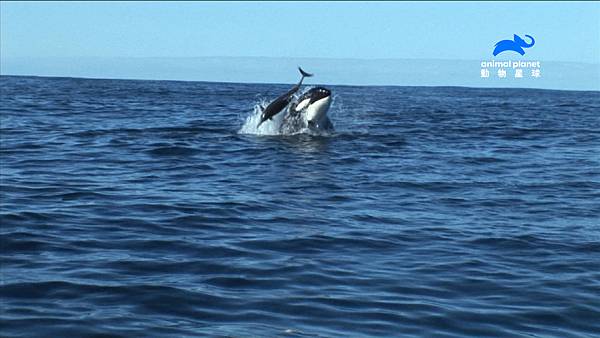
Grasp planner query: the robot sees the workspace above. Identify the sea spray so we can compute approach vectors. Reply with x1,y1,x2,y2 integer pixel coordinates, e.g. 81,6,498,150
238,99,287,135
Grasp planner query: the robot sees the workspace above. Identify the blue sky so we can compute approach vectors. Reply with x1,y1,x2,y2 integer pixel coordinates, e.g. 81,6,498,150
1,2,599,89
2,1,599,62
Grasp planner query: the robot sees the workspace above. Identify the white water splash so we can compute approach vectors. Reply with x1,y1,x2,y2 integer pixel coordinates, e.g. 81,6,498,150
237,98,288,135
326,93,369,135
238,93,332,136
237,92,372,139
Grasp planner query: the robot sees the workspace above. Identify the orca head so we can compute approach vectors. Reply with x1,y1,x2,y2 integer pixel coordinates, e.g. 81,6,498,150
293,87,332,126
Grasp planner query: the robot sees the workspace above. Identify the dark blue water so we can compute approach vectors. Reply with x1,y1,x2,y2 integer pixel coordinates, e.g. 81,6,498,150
1,75,599,337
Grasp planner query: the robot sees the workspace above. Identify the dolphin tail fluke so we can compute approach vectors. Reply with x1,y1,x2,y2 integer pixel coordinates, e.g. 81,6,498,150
298,67,313,78
297,67,313,87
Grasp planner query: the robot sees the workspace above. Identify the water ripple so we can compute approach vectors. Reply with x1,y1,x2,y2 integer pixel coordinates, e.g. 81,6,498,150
1,76,599,337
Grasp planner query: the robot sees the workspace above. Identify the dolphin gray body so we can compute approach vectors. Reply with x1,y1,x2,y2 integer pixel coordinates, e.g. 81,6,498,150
257,67,313,127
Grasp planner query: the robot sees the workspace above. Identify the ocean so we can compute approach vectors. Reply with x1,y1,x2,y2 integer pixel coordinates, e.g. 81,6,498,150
1,75,599,337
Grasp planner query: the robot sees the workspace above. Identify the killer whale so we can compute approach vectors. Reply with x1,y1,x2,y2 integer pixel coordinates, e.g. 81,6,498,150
279,86,333,133
257,67,313,127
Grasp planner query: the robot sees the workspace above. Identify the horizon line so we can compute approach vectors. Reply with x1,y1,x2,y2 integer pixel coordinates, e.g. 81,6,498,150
2,74,597,93
2,55,599,66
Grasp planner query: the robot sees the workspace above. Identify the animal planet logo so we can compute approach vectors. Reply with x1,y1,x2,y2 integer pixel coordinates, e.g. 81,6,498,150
480,33,541,79
493,34,535,56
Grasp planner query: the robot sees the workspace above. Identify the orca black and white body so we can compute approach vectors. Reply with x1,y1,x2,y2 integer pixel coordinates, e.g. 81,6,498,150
279,87,333,134
257,67,313,127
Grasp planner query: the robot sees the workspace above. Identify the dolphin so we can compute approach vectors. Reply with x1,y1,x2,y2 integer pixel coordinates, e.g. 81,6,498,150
257,67,313,127
493,34,535,56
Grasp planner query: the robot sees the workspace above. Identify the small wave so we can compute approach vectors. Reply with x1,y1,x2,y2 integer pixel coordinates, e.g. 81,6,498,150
204,276,286,289
57,191,113,201
68,125,230,138
145,146,200,157
557,102,581,107
0,211,56,222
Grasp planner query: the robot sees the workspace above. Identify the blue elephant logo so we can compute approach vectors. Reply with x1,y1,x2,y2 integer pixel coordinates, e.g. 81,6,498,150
493,34,535,56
